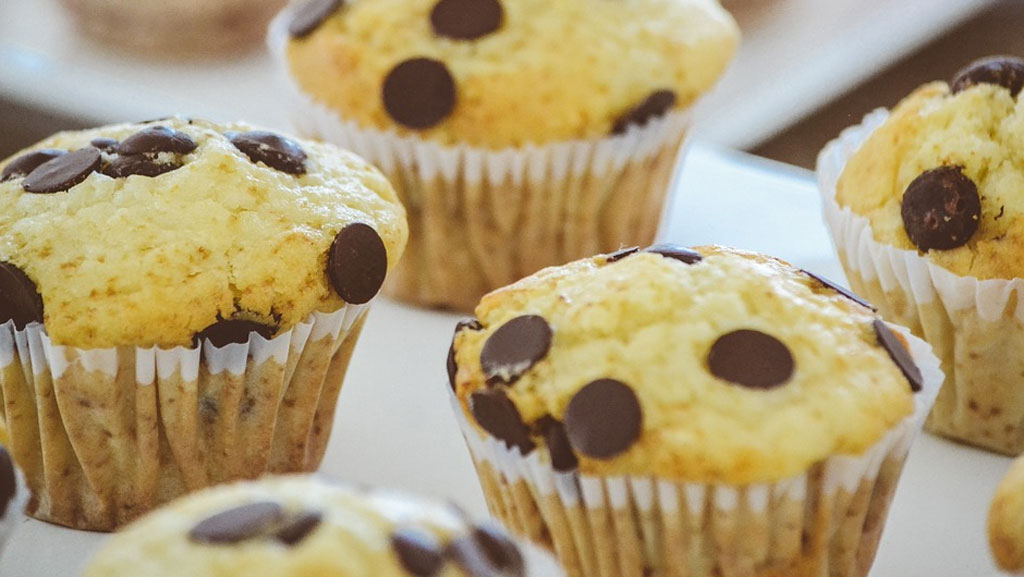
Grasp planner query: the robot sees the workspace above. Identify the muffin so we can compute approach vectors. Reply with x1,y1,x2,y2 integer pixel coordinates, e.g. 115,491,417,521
269,0,739,310
990,454,1024,573
0,117,407,530
59,0,288,56
818,55,1024,455
446,245,943,577
82,475,564,577
0,445,25,556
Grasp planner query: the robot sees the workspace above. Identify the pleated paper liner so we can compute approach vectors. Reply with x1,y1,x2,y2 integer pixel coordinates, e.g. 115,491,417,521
0,303,367,531
268,11,692,311
451,325,942,577
818,109,1024,455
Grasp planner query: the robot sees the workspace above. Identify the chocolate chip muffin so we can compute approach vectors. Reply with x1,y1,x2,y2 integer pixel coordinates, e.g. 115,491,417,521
0,117,407,530
990,453,1024,573
448,245,943,577
270,0,738,310
82,475,563,577
0,446,25,556
819,55,1024,455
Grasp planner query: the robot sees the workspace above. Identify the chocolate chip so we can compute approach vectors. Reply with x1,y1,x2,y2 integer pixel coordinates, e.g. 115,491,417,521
117,126,197,156
274,510,323,546
642,244,703,264
327,222,388,305
189,502,284,544
0,446,15,517
195,319,277,348
382,58,457,130
0,262,43,330
901,165,980,252
102,154,182,178
22,148,100,194
707,329,794,389
1,149,66,182
801,269,875,311
89,137,119,152
392,527,445,577
480,315,552,385
449,524,525,577
536,417,577,472
604,246,640,263
564,379,642,459
228,131,307,175
469,389,534,454
289,0,343,38
873,320,923,393
448,318,483,392
430,0,503,40
951,56,1024,97
611,89,677,135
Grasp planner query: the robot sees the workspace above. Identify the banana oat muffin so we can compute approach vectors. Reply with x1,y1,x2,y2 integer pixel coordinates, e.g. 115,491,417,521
82,475,562,577
822,55,1024,454
448,244,942,577
272,0,738,309
0,117,407,530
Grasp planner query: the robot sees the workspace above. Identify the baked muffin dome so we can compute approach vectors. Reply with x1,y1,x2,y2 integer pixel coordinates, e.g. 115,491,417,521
836,56,1024,280
449,245,922,484
82,476,551,577
284,0,738,147
0,118,407,348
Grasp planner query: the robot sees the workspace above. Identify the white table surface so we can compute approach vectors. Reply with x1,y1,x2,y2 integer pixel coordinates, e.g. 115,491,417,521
0,0,991,149
0,143,1014,576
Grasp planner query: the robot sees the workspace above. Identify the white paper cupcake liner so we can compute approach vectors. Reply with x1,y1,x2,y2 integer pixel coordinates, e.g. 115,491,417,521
0,303,368,531
818,109,1024,454
450,325,941,577
268,11,693,310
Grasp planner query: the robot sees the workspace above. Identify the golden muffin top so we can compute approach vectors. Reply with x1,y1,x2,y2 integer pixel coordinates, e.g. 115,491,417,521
0,117,407,348
449,245,923,484
283,0,738,148
836,56,1024,280
82,476,542,577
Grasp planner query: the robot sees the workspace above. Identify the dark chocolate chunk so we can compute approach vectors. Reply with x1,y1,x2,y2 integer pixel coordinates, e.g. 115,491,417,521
536,417,577,472
1,149,66,182
707,329,794,389
801,269,875,311
382,58,457,130
480,315,552,385
448,318,483,392
604,246,640,263
642,244,703,265
102,154,182,178
274,510,323,546
89,137,119,152
611,89,677,135
0,262,44,330
0,445,15,517
196,319,276,348
449,524,525,577
117,126,197,156
188,501,284,544
873,320,923,393
564,379,642,459
951,56,1024,97
228,131,307,175
469,389,534,454
901,165,981,252
327,222,388,305
392,527,445,577
22,148,101,194
289,0,343,38
430,0,504,40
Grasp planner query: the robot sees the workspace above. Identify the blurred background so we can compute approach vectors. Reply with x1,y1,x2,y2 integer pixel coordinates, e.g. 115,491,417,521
0,0,1015,169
